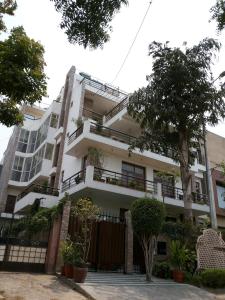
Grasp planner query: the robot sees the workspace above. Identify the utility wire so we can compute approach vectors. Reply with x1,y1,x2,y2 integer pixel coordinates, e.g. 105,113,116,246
111,0,153,84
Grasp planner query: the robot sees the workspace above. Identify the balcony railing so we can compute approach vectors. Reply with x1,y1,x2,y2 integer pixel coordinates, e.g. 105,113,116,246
61,166,208,205
83,108,103,122
93,167,157,194
81,76,127,101
61,169,86,192
192,192,208,205
17,184,59,201
68,125,84,145
90,122,136,145
105,96,129,122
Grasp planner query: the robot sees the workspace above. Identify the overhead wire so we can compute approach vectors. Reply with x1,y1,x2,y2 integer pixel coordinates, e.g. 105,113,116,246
111,0,153,84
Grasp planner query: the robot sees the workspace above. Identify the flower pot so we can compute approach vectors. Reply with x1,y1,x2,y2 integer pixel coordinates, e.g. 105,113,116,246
64,264,73,278
73,266,88,283
173,270,184,283
61,265,65,276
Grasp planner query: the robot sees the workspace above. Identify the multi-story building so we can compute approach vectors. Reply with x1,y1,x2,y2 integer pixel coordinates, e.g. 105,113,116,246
0,66,210,223
207,132,225,229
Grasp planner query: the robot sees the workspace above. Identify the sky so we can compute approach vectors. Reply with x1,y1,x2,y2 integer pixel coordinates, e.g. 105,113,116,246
1,0,225,159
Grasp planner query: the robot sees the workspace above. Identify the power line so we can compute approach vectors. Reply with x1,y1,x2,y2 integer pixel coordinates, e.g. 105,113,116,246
111,0,153,84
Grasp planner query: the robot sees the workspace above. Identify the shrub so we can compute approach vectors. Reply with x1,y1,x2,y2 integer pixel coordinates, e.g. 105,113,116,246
153,261,171,279
201,269,225,288
190,274,202,287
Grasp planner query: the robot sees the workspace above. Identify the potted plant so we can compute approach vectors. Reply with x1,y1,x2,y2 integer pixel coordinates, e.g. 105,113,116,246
60,238,74,278
153,261,171,279
71,197,100,283
170,240,189,283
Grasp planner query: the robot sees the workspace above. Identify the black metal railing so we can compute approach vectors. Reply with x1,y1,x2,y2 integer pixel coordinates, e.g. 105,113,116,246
17,184,59,201
161,185,184,201
192,192,208,205
90,122,136,145
68,125,84,145
61,169,86,192
105,96,129,122
81,77,127,101
93,167,157,194
83,108,103,122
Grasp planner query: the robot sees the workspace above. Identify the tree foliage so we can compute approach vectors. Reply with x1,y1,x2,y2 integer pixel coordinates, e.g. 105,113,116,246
131,198,165,281
51,0,128,48
128,38,225,220
0,26,47,126
210,0,225,32
0,2,47,127
0,0,17,31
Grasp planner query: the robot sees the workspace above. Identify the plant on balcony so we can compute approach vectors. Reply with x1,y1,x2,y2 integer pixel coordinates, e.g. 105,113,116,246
131,197,165,281
71,197,100,283
128,39,225,222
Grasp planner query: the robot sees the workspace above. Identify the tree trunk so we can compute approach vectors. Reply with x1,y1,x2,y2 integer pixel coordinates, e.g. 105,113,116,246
141,235,156,281
178,131,193,222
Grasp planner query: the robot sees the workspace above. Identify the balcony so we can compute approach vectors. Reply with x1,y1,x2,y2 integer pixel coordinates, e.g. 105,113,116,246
66,121,176,170
61,166,209,215
81,75,127,102
14,184,59,213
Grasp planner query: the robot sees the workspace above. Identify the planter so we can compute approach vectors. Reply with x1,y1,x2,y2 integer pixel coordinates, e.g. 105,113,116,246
173,270,184,283
73,266,88,283
64,264,73,278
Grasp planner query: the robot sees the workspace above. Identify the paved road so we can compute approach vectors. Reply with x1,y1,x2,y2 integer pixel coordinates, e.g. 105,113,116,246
77,273,225,300
0,272,86,300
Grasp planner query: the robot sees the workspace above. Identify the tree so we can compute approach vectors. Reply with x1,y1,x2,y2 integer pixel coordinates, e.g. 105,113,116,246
128,39,225,221
131,197,165,281
210,0,225,31
51,0,128,48
0,1,47,127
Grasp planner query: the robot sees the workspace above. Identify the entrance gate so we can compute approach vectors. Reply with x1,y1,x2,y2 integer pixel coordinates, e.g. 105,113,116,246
69,214,126,272
0,214,49,273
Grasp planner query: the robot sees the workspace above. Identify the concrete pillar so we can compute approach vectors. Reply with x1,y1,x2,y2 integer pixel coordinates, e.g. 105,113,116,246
124,211,133,274
45,217,61,274
55,200,71,272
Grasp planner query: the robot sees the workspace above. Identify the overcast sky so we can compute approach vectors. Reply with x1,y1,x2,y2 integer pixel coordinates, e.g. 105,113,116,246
1,0,225,159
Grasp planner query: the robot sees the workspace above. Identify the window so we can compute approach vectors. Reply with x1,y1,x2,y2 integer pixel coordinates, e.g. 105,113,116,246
50,113,59,128
45,143,54,160
122,162,145,189
17,129,29,153
216,184,225,209
11,156,24,181
157,241,167,255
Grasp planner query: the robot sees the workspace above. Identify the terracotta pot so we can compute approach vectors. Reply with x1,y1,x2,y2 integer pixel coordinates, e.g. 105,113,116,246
64,264,73,278
61,265,65,276
173,270,184,283
73,266,88,283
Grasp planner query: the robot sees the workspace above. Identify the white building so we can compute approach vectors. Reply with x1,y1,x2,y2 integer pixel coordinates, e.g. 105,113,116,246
0,66,210,221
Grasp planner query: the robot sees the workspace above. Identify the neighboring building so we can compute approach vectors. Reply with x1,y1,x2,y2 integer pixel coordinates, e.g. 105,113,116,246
207,132,225,229
0,66,210,223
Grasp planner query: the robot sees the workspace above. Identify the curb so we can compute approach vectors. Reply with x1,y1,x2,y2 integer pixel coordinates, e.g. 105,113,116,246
56,273,96,300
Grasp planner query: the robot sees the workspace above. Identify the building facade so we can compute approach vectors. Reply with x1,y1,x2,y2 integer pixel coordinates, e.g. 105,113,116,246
0,66,210,223
207,132,225,229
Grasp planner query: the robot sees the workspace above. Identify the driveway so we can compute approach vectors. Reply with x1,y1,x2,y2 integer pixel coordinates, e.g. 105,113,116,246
74,273,225,300
0,272,86,300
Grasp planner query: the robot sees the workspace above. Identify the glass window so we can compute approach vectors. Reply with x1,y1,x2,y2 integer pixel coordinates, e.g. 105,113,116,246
50,113,58,128
216,184,225,209
122,162,145,189
45,143,54,160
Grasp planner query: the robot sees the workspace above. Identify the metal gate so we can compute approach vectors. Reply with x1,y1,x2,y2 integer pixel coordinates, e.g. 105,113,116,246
69,214,126,272
0,214,49,273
